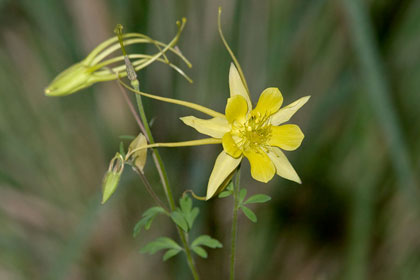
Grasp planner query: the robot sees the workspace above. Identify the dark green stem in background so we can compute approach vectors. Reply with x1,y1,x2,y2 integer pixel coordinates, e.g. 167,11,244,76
230,167,241,280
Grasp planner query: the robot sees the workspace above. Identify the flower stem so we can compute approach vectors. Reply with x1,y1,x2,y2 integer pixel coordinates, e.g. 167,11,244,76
230,167,241,280
133,82,200,280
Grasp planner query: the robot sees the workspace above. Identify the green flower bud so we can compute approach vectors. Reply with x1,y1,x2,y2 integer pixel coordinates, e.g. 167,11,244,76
45,20,190,97
102,153,124,204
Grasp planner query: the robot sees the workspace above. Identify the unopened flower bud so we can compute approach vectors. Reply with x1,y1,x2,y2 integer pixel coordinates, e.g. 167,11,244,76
128,133,148,172
102,153,124,204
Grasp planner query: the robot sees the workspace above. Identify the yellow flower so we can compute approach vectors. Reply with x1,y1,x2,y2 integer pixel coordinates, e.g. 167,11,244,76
181,64,309,199
121,63,309,200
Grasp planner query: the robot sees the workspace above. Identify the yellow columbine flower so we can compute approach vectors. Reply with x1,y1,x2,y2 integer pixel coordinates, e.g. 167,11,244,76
121,63,309,200
181,64,309,199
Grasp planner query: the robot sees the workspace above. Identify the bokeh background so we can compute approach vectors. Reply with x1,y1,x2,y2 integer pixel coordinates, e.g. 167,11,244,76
1,0,420,279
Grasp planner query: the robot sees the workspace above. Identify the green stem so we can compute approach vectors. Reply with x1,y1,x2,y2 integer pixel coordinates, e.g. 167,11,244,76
133,82,199,280
230,167,241,280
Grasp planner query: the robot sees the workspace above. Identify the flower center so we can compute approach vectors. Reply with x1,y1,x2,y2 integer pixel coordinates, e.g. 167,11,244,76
232,112,272,152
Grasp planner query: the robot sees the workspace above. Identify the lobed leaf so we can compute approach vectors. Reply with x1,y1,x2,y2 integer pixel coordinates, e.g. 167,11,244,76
140,237,181,255
239,188,247,203
191,235,223,249
170,211,189,232
240,206,257,223
244,194,271,204
163,248,182,261
192,246,208,258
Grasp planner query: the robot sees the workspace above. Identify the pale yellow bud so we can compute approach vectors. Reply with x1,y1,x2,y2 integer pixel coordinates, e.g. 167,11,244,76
128,133,148,171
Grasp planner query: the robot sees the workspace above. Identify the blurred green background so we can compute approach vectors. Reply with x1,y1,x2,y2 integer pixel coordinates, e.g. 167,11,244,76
1,0,420,279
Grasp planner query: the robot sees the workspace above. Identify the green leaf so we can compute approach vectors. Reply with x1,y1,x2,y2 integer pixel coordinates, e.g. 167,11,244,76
239,188,247,203
163,248,182,261
143,206,166,218
170,211,188,232
185,207,199,229
133,207,166,237
140,237,181,255
218,190,232,198
226,181,234,192
244,194,271,204
192,246,208,258
191,235,223,249
240,206,257,223
133,218,148,237
179,196,192,213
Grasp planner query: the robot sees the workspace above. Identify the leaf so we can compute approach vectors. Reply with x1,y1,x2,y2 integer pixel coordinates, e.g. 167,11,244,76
163,248,182,261
140,237,181,255
133,207,166,237
143,206,166,217
192,246,208,258
186,207,199,229
191,235,223,249
180,196,192,213
239,188,247,203
218,190,232,198
170,211,188,232
240,206,257,223
133,218,148,237
244,194,271,204
226,181,234,192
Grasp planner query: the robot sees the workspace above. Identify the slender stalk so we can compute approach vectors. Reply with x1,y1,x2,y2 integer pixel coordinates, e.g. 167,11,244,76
132,166,169,212
133,83,200,280
230,167,241,280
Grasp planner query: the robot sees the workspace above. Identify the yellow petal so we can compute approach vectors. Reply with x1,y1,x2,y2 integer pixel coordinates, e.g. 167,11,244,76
253,88,283,117
243,149,275,183
222,132,242,158
269,124,304,151
225,95,248,123
229,63,252,110
180,116,230,138
267,147,301,183
207,151,242,200
270,96,310,126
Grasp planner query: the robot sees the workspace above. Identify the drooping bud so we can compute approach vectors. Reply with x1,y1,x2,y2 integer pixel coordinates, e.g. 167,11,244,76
128,133,148,172
45,20,190,97
102,153,125,204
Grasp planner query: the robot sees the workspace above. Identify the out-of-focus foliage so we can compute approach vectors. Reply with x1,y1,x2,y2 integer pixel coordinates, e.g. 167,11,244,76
0,0,419,279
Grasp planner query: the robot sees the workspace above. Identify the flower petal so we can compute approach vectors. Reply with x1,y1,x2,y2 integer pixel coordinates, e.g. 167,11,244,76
253,88,283,117
222,132,242,158
229,63,252,111
225,95,248,123
207,151,242,200
270,96,310,126
180,116,230,138
269,124,304,151
243,149,275,183
267,147,301,183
